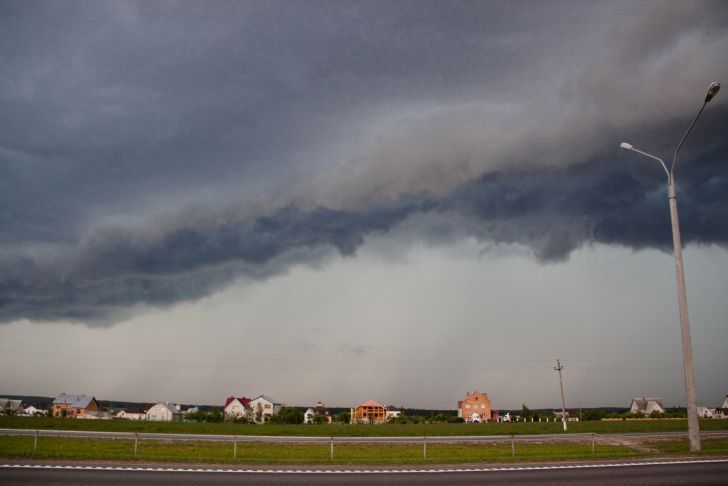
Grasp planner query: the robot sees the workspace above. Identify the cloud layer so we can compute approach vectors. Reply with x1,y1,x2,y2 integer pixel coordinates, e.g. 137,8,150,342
1,0,727,324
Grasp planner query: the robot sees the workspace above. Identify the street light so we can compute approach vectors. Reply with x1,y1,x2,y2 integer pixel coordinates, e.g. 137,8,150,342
619,82,720,452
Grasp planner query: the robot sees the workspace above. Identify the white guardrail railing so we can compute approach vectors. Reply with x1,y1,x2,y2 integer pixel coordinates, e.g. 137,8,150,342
2,428,725,460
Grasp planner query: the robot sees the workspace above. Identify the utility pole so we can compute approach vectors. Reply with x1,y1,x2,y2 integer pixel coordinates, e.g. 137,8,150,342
555,359,567,431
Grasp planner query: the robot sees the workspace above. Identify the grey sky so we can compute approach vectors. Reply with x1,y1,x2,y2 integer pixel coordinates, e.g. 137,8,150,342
1,0,727,409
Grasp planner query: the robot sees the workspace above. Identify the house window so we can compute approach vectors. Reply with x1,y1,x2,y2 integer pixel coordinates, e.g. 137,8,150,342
465,404,471,409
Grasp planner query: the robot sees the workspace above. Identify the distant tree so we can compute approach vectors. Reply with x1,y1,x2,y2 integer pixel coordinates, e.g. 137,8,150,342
521,404,532,420
337,412,350,424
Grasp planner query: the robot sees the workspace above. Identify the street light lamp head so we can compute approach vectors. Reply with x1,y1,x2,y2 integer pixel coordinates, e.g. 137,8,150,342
620,142,633,150
705,82,720,102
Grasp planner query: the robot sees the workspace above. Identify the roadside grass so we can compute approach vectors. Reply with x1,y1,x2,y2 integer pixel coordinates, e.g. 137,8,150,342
648,438,728,455
2,416,727,437
0,436,644,464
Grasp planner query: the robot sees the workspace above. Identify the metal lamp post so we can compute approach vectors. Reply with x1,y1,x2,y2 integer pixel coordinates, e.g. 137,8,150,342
620,82,720,452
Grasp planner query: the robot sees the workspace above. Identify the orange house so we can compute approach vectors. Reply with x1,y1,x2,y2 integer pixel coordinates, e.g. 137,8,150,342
52,393,101,418
457,391,493,423
350,400,387,424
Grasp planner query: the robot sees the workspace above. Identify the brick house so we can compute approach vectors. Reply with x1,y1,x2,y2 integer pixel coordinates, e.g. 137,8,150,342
52,393,101,418
457,391,493,423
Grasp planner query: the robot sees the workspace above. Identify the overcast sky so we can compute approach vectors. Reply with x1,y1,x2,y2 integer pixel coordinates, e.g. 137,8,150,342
1,0,727,410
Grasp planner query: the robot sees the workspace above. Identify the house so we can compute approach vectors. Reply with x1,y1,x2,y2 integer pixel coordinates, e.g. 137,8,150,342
457,391,493,423
248,395,283,423
351,400,387,424
629,397,665,415
722,395,728,409
23,404,48,416
0,398,24,415
385,405,402,421
224,396,252,421
303,401,333,424
145,402,182,422
303,408,316,424
116,406,150,420
52,394,101,418
697,406,715,419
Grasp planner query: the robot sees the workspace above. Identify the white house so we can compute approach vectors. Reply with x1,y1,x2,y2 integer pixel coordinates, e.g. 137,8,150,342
248,395,282,423
303,408,316,424
0,399,24,415
629,397,665,415
145,402,181,422
23,404,47,416
697,406,715,419
224,396,252,421
116,406,149,420
385,405,402,421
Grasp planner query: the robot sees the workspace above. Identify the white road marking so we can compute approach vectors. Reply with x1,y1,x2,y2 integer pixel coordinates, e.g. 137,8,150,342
2,458,728,474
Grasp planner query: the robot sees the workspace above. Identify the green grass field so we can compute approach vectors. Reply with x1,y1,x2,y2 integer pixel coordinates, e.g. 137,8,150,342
0,435,644,464
1,416,727,436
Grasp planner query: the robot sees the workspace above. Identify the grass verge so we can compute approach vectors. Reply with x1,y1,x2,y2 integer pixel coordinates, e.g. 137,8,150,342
0,435,645,464
2,416,727,437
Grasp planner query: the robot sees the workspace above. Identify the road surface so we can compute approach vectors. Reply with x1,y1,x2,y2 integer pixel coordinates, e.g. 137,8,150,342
2,459,728,485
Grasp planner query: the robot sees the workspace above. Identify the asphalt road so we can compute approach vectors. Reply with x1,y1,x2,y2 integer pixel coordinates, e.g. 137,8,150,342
2,460,728,485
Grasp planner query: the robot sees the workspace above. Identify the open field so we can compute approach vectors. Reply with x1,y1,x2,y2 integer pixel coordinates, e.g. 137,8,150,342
0,435,644,464
2,416,728,436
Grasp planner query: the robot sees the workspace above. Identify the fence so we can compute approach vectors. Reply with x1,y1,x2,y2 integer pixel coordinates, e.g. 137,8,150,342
0,428,673,462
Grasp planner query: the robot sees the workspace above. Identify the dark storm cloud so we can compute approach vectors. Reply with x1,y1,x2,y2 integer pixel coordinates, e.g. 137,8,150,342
1,0,727,324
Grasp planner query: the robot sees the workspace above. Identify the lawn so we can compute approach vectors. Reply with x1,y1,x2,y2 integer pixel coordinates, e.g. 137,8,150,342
648,437,728,455
1,416,727,437
0,435,644,464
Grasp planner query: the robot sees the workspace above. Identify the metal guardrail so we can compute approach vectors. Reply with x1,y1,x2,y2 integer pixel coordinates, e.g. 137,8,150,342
2,428,725,461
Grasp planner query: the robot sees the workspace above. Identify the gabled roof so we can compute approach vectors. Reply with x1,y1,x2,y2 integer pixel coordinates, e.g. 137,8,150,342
385,405,402,411
52,393,95,409
148,402,178,414
630,397,664,411
358,400,383,408
313,406,330,414
225,396,252,408
252,395,281,405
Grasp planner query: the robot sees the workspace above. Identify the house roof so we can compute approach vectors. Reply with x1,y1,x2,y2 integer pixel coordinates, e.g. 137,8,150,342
252,395,281,405
359,400,383,408
631,397,664,411
52,394,95,409
385,405,402,411
225,396,252,408
313,406,330,414
0,399,23,410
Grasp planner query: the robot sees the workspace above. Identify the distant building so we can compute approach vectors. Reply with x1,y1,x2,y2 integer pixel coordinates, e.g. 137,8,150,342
0,398,24,415
52,394,101,418
224,396,252,421
145,402,182,422
697,406,715,419
351,400,387,424
116,406,150,420
722,395,728,409
385,405,402,421
23,404,48,416
304,401,332,424
629,397,665,415
458,391,493,423
248,395,283,423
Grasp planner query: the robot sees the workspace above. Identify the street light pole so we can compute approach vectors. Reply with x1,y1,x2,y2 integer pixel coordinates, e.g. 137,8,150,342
620,82,720,453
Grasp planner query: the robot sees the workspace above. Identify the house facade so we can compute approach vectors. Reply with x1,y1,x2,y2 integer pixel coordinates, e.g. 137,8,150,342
145,402,181,422
23,404,47,416
224,396,252,421
457,391,493,423
385,405,402,421
351,400,387,424
304,401,333,424
629,397,665,415
52,394,101,418
248,395,282,423
0,398,24,415
116,406,149,420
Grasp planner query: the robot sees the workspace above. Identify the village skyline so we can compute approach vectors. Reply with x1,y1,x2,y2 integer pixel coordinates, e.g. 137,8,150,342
1,2,727,411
